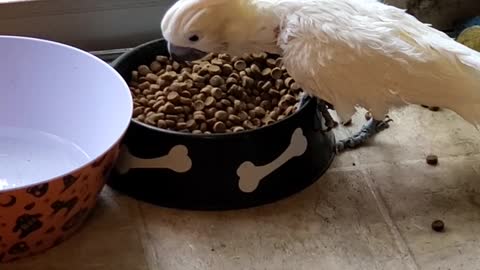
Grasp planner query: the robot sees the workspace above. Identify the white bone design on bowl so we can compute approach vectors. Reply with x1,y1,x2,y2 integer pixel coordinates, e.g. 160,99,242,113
115,145,192,174
237,128,308,193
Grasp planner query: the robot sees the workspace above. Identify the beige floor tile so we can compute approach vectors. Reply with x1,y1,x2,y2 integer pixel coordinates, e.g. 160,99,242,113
138,170,416,270
365,158,480,270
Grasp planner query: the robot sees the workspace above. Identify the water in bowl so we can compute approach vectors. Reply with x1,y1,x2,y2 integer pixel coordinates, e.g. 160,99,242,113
0,126,90,191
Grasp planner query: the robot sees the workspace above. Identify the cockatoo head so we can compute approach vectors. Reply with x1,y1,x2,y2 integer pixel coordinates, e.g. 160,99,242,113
161,0,280,61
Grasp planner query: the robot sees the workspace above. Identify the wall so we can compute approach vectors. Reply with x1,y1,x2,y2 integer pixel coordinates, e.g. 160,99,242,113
385,0,480,30
0,0,479,51
0,0,177,51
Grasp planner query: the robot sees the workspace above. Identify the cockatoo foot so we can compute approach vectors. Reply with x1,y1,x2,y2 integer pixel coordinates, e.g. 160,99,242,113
317,99,338,132
299,93,338,132
335,116,393,153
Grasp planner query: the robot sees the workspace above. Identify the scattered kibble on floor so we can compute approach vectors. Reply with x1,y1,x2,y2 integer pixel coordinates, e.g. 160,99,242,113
431,220,445,232
426,154,438,166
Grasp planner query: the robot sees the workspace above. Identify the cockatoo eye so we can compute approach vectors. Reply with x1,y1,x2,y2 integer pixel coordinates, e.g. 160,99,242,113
189,35,199,42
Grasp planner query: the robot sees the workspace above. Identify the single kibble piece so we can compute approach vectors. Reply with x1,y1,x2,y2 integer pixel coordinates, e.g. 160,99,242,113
226,77,238,86
138,82,150,90
167,91,180,103
232,126,244,133
268,89,281,97
150,61,162,73
133,107,143,117
131,71,139,81
186,119,197,130
234,60,247,71
180,90,192,98
156,55,169,63
266,58,277,67
252,52,267,60
206,107,217,118
211,87,223,99
243,120,255,129
242,76,255,88
261,68,272,77
174,106,184,114
205,96,216,107
211,58,223,66
165,120,176,128
213,121,227,133
139,97,149,106
145,73,158,83
426,154,438,166
150,84,161,92
193,100,205,111
275,80,284,90
163,102,176,114
214,110,229,121
179,97,192,105
176,122,187,130
250,64,261,75
271,67,283,80
193,111,207,122
290,82,301,90
138,65,151,76
254,106,266,118
172,61,181,71
238,111,249,122
431,220,445,232
222,64,234,75
160,71,177,81
166,114,179,121
157,120,167,129
208,64,222,75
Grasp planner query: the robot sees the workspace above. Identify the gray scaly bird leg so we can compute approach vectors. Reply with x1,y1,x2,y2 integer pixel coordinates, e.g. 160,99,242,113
298,93,392,152
336,116,393,152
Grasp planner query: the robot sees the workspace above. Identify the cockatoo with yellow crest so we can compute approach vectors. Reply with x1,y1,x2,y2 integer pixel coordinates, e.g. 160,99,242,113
161,0,480,152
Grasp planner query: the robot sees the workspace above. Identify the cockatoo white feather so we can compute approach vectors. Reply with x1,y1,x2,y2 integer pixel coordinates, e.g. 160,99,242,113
161,0,480,128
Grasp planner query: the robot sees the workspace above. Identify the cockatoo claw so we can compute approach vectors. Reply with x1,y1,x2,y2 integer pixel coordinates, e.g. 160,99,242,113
375,116,393,132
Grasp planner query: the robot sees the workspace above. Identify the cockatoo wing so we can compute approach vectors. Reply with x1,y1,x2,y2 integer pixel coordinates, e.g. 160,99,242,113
279,3,480,127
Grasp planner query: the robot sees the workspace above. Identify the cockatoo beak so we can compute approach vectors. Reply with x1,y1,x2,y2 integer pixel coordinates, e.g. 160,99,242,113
167,42,208,62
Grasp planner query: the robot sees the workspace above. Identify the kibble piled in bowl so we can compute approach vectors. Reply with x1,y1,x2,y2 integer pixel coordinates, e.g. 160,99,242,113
129,52,303,134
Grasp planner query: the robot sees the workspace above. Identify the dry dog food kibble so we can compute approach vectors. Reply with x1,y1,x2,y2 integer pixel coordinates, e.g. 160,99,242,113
426,154,438,166
431,220,445,232
128,52,303,134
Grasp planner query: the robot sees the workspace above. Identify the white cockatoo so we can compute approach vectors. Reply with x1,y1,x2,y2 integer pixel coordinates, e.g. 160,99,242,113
161,0,480,152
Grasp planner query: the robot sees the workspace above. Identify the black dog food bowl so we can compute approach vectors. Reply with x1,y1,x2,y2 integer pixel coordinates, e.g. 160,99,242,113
107,38,336,210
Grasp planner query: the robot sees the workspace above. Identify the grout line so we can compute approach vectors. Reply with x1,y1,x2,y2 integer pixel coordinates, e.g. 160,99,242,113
361,169,420,270
133,201,161,270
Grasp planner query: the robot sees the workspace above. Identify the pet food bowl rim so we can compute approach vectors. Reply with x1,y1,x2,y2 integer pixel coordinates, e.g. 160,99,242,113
0,35,133,193
112,38,316,140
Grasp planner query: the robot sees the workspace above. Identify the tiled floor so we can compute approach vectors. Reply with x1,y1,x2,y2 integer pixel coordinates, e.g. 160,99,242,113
6,105,480,270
